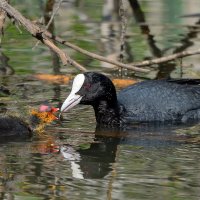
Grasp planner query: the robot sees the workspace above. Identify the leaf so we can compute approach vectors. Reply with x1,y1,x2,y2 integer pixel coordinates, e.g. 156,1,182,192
112,78,138,88
79,143,91,150
34,74,71,84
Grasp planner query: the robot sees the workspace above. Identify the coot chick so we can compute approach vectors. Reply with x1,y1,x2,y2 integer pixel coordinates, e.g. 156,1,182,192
60,72,200,127
0,103,58,139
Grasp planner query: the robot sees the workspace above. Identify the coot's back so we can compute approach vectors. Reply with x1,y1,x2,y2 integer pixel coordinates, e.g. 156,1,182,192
117,79,200,122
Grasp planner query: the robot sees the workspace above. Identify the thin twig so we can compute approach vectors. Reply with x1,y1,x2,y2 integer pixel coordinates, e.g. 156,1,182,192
1,0,199,73
132,49,200,67
33,0,63,49
0,9,6,40
46,0,62,30
52,36,150,73
0,0,149,73
0,0,86,71
43,37,86,71
43,38,68,65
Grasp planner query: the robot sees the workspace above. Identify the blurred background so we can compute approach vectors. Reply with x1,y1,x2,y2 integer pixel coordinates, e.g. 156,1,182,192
2,0,200,79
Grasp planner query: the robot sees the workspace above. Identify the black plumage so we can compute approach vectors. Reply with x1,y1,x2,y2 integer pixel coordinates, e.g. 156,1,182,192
0,103,58,141
0,116,32,139
61,72,200,127
118,79,200,123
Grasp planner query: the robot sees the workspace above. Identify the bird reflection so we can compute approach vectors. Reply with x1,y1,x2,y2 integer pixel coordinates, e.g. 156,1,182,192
60,122,197,179
60,131,120,179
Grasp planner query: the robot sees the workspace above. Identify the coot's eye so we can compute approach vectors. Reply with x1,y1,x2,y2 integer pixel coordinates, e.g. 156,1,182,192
75,83,91,96
83,83,91,90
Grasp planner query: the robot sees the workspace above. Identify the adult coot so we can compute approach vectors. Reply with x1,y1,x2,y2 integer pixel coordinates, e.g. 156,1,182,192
60,72,200,127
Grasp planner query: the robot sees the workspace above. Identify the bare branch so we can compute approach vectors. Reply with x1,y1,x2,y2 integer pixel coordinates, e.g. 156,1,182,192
132,49,200,67
43,38,86,71
1,0,198,73
34,0,63,48
46,0,63,30
0,1,41,34
53,37,150,73
0,0,9,42
43,38,68,65
0,0,149,73
0,0,86,71
0,9,6,38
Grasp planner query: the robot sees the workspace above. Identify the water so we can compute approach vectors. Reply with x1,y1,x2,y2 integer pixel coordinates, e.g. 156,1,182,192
1,0,200,199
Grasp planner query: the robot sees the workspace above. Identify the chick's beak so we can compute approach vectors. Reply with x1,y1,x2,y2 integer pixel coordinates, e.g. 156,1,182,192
51,107,59,113
50,107,59,120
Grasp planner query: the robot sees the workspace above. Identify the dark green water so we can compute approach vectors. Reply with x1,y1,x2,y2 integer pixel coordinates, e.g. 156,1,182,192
1,0,200,199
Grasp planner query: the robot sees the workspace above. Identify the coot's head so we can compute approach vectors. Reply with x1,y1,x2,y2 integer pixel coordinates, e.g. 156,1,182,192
60,72,118,113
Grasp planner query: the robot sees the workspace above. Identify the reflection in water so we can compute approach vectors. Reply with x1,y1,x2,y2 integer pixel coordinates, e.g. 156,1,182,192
0,49,14,75
60,122,197,180
61,134,120,179
0,117,200,199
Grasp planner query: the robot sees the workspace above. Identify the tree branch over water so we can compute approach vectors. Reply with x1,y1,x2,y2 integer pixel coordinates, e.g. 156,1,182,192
0,0,86,71
0,0,149,73
132,49,200,67
0,0,200,73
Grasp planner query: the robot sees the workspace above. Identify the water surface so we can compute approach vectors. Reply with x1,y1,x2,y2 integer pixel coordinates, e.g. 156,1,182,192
1,0,200,199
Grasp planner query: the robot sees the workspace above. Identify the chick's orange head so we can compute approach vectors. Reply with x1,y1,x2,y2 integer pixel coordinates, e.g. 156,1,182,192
31,104,59,123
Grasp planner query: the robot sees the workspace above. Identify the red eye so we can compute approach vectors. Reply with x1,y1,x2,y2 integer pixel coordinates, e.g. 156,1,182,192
84,83,91,90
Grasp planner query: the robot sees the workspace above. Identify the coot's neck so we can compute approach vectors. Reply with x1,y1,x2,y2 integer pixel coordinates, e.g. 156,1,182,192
92,99,121,127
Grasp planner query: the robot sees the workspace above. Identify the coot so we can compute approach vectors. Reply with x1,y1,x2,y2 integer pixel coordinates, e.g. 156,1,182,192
60,72,200,127
0,103,58,139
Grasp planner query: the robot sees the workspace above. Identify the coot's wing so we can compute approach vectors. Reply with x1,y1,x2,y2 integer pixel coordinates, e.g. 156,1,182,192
117,80,200,122
167,78,200,85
